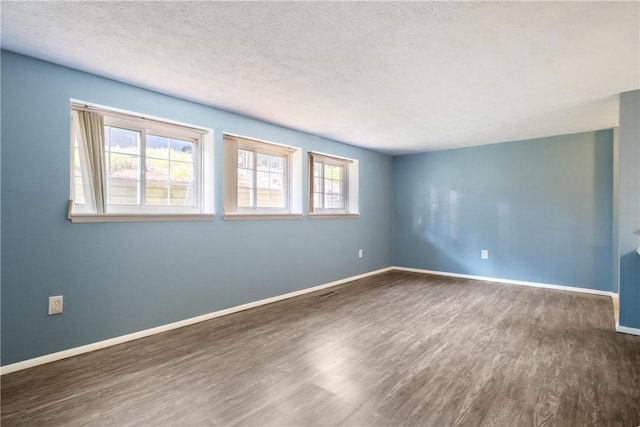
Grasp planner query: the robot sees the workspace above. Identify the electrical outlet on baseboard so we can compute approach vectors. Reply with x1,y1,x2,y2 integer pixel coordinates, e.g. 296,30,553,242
481,250,489,260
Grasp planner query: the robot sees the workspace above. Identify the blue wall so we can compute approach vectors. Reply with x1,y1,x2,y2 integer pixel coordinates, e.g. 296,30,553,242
1,49,629,367
0,51,393,365
393,131,614,291
617,89,640,330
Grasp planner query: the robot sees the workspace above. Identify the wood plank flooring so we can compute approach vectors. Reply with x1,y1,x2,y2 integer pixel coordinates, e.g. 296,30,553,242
2,271,639,426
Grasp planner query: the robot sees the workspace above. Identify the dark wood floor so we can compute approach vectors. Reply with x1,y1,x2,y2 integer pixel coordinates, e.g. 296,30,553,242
2,271,639,426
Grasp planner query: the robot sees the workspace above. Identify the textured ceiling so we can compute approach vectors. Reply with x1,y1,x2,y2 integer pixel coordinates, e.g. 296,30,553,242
1,1,639,155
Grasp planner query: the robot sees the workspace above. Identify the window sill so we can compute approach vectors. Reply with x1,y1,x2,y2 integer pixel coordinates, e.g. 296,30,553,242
223,213,303,221
70,213,215,223
309,213,360,219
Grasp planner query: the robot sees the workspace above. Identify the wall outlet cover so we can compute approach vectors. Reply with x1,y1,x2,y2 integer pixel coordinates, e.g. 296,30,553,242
48,295,63,315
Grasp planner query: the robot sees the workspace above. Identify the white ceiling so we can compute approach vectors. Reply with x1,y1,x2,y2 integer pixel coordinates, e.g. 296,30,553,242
1,1,638,155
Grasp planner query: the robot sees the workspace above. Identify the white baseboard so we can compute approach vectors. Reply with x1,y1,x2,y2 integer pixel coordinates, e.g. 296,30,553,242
3,266,628,374
0,267,393,375
392,266,615,297
616,323,640,336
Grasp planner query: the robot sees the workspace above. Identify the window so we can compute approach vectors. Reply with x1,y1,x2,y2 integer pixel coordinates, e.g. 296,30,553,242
223,134,302,219
70,101,214,222
237,148,286,209
309,152,359,217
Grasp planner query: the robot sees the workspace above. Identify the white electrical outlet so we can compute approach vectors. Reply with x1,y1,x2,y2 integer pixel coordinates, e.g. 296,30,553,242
358,249,363,258
481,250,489,260
48,295,63,315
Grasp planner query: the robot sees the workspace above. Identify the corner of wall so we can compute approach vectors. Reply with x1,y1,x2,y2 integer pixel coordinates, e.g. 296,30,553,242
617,89,640,330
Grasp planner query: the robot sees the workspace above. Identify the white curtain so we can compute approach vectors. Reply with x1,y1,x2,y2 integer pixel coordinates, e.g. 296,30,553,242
75,110,106,213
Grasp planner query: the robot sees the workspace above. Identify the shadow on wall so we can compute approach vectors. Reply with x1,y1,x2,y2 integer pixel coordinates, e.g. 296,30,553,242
408,184,535,280
408,182,611,285
592,134,615,292
410,186,468,274
618,250,640,326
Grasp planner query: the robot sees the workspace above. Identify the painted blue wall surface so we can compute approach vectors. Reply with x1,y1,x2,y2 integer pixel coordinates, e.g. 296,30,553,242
393,131,614,291
0,51,393,365
617,89,640,330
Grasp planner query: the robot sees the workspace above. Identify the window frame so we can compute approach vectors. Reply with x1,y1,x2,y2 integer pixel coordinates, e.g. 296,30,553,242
223,134,302,220
69,101,214,223
237,139,290,211
102,116,202,214
308,151,359,218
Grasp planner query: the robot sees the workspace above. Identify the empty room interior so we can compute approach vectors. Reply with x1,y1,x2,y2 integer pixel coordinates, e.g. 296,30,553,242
1,1,640,426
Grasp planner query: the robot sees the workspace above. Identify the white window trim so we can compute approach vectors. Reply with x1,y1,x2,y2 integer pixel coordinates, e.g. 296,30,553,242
222,213,304,221
69,100,214,223
69,212,215,224
308,151,359,218
308,213,360,219
223,134,302,220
